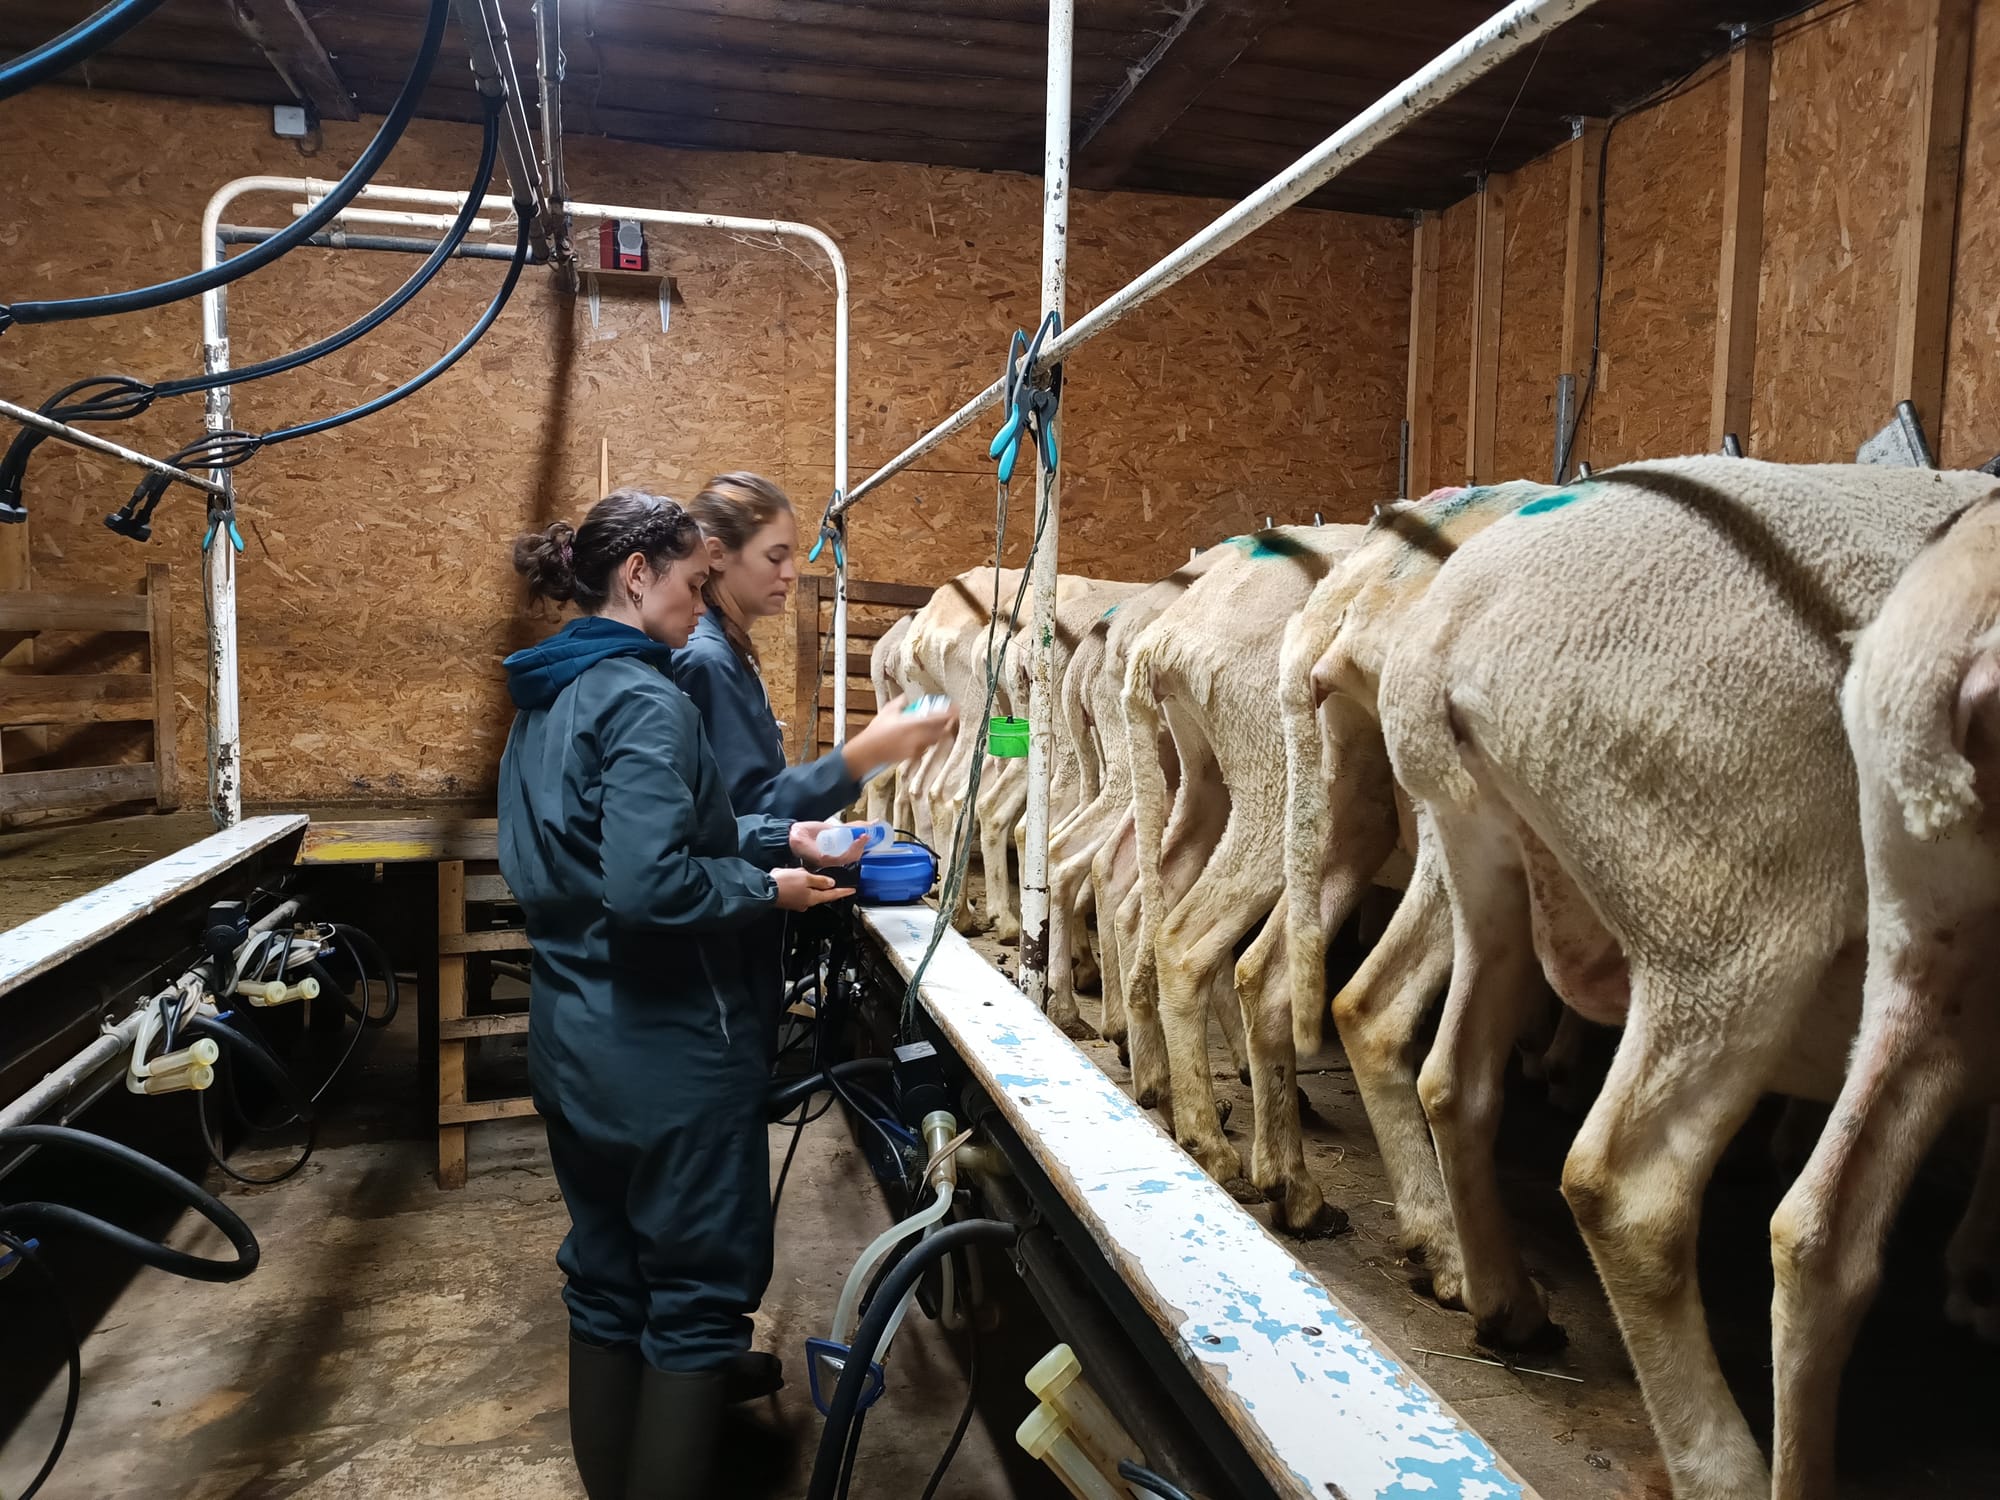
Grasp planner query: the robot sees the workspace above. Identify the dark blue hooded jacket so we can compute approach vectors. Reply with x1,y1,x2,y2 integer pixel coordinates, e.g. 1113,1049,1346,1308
497,615,793,1112
670,613,859,821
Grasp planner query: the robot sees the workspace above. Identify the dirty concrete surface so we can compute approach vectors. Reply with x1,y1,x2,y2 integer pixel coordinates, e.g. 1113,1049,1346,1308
0,1003,1019,1500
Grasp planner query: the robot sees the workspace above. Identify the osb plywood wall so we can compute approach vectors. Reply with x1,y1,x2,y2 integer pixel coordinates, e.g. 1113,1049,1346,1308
0,88,1407,805
1412,0,2000,486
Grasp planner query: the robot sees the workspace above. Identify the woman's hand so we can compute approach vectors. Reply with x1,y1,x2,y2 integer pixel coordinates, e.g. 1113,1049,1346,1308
843,696,955,778
773,868,850,911
790,821,866,866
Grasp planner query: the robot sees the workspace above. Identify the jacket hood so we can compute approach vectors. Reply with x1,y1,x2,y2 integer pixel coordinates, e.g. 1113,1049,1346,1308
503,616,675,709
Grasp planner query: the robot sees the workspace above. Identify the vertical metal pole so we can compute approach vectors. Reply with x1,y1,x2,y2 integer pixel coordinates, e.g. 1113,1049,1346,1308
200,251,242,828
1019,0,1073,1010
830,255,851,744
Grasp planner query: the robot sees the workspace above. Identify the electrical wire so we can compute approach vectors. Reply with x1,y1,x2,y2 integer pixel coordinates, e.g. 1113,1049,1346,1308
1554,0,1868,479
915,1301,979,1500
0,1231,81,1500
0,0,452,331
187,1013,318,1187
0,0,166,104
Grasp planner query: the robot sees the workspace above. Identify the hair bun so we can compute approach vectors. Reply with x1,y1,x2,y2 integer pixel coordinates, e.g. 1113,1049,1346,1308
512,519,579,603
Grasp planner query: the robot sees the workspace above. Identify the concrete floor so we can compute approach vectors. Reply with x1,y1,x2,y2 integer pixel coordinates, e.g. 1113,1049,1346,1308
0,1012,1021,1500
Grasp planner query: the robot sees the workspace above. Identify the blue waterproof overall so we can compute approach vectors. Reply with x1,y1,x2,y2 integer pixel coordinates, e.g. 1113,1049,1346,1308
498,617,792,1372
671,614,861,1051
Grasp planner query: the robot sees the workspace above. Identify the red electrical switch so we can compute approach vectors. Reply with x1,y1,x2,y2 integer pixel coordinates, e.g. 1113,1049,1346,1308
599,219,647,271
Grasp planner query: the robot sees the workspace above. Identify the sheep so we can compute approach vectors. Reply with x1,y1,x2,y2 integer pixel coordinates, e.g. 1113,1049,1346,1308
1769,493,2000,1500
900,568,1026,930
1058,551,1230,1052
1122,525,1363,1199
864,613,915,828
1268,484,1544,1241
1376,456,2000,1500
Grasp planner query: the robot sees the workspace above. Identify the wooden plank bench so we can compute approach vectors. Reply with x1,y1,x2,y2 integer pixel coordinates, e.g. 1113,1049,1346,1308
858,903,1536,1500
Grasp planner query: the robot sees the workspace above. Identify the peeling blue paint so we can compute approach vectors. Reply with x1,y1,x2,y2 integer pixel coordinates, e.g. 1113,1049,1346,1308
991,1028,1021,1046
1135,1179,1174,1195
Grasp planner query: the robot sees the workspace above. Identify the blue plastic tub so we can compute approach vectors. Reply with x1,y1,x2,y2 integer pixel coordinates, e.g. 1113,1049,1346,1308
855,841,937,904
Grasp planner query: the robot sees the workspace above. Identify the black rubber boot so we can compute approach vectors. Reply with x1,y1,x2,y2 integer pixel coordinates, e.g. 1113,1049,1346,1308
624,1366,729,1500
722,1349,783,1404
568,1335,644,1500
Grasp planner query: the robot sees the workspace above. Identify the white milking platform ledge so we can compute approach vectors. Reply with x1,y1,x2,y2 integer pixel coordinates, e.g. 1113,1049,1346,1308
861,904,1536,1500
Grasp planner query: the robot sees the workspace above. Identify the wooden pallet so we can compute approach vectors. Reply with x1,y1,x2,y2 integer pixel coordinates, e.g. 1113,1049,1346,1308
435,858,534,1188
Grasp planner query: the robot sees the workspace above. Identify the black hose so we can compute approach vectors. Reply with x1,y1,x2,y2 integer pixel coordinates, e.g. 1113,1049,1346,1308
0,0,452,331
0,1231,82,1500
106,206,534,536
184,1013,318,1187
0,1125,259,1283
329,922,401,1027
765,1057,891,1122
916,1322,978,1500
0,0,167,103
22,92,503,449
804,1219,1016,1500
1118,1461,1197,1500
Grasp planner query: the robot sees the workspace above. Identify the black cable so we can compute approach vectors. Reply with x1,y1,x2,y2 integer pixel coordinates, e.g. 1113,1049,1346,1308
917,1322,979,1500
0,0,167,104
1118,1461,1197,1500
0,1231,81,1500
766,1058,892,1122
805,1220,1016,1500
0,1125,259,1282
184,1013,318,1187
0,0,451,331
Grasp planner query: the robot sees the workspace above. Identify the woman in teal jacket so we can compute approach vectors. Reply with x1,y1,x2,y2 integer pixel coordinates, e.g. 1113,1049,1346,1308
499,490,849,1500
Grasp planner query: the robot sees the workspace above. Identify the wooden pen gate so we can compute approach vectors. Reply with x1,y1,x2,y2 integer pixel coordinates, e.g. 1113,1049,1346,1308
791,575,932,761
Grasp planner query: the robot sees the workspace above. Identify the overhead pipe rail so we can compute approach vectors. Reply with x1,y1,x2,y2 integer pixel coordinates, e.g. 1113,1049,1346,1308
825,0,1609,1010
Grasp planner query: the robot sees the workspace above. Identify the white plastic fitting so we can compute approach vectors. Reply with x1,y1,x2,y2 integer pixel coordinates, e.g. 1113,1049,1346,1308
236,975,320,1007
1016,1403,1123,1500
1026,1344,1143,1488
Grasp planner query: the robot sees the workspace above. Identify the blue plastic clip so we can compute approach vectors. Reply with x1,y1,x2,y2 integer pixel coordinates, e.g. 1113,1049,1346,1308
203,514,244,553
804,1336,887,1417
986,313,1062,485
0,1235,40,1280
806,492,846,567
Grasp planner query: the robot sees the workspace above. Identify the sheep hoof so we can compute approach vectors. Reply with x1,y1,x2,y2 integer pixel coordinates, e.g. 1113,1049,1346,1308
1115,1042,1130,1068
1222,1175,1265,1206
1475,1311,1567,1357
1279,1200,1349,1241
1214,1099,1233,1129
1136,1086,1162,1110
1295,1086,1322,1126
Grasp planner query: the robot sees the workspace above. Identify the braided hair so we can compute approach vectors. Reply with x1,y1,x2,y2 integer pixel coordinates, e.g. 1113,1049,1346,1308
513,488,701,611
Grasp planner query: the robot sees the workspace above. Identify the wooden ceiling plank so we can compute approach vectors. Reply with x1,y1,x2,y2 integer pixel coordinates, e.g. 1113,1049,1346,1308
1075,0,1294,192
224,0,359,120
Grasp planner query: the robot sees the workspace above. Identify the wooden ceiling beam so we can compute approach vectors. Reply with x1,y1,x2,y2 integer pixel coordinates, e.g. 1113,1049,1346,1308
1074,0,1293,192
223,0,359,120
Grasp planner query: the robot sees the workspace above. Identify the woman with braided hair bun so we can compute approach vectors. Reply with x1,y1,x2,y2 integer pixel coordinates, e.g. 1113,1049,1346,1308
498,488,855,1500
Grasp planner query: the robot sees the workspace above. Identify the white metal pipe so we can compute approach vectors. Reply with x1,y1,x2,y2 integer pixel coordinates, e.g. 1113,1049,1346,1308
561,198,851,740
834,0,1605,514
0,397,230,498
535,0,571,218
1018,0,1073,1012
194,175,852,812
292,202,496,232
0,1012,150,1132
